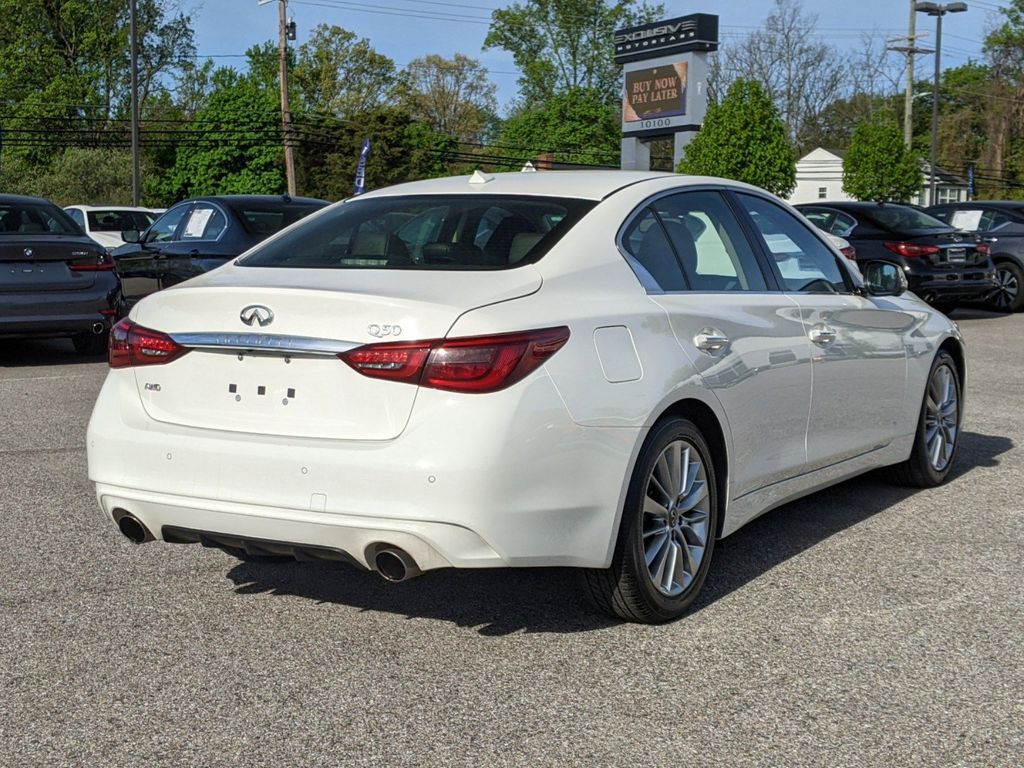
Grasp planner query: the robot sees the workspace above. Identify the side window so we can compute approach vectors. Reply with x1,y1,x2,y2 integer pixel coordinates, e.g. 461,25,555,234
830,212,857,237
801,208,834,232
652,191,768,292
620,208,687,292
738,194,849,294
66,208,85,228
146,204,191,243
180,204,227,241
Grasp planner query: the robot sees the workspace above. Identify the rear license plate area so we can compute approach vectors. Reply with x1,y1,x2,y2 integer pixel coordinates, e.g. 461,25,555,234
947,248,966,265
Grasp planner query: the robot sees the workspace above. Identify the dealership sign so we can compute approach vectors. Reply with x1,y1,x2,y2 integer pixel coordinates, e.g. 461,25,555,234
614,13,719,64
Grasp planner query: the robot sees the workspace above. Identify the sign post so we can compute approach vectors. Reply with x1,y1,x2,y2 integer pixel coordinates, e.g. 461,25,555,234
614,14,719,171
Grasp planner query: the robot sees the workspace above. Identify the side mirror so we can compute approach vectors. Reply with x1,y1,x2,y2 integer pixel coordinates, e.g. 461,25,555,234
121,229,140,244
864,261,908,297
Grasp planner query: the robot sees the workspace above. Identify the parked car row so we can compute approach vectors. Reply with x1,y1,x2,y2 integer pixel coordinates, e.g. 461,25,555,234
0,193,328,353
795,200,1019,314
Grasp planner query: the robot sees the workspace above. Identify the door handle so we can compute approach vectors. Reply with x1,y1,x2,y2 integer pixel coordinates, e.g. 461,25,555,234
808,324,837,346
694,328,730,355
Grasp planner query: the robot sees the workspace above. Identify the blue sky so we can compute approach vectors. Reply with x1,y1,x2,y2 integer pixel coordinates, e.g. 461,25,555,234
189,0,1009,112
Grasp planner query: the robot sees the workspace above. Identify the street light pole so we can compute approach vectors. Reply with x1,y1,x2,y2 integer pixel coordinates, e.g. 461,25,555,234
905,0,916,149
915,2,968,205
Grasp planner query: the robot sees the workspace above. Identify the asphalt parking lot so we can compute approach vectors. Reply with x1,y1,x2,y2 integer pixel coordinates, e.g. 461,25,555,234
1,310,1021,767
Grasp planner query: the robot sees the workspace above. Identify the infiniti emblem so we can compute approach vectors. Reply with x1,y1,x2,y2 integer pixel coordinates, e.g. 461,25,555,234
240,304,274,327
23,248,33,258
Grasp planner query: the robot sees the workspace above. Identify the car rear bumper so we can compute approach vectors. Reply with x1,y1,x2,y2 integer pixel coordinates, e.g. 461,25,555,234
907,269,997,303
87,368,642,571
0,275,120,338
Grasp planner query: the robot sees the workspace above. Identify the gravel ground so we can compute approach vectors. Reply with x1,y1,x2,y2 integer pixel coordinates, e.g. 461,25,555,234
1,309,1021,767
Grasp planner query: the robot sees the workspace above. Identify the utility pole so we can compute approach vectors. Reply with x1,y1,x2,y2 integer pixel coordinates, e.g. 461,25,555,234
129,0,141,206
904,1,916,149
887,0,933,150
277,0,296,196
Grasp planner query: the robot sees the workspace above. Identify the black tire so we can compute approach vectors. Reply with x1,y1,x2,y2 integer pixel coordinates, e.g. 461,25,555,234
988,260,1024,313
584,417,719,624
72,331,108,356
888,350,962,488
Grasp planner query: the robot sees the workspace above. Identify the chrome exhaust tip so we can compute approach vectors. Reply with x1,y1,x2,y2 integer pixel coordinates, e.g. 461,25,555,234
91,322,106,334
373,547,421,582
114,511,153,544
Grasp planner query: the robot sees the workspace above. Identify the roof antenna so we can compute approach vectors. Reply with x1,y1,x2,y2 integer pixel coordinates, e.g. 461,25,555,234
469,170,494,185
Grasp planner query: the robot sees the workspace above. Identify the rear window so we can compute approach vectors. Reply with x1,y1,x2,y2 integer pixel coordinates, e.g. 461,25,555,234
861,206,951,233
87,209,156,232
0,202,80,236
235,206,325,238
238,195,596,270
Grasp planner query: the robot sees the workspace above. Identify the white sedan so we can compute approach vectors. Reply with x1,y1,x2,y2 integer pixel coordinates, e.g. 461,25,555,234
87,171,965,623
64,205,162,251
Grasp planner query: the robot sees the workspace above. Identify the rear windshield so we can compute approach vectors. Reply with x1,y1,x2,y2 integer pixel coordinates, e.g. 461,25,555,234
861,206,952,233
0,202,81,236
237,195,596,270
234,205,325,238
87,209,156,232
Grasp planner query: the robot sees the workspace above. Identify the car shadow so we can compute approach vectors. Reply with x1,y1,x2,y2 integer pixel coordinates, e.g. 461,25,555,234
0,338,105,367
947,306,1013,321
225,430,1013,635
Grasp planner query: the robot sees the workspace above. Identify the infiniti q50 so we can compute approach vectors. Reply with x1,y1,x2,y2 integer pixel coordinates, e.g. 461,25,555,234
87,172,965,623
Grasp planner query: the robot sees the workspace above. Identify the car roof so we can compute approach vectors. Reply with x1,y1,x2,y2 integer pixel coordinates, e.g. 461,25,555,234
195,195,327,207
0,193,58,205
64,205,162,212
795,201,918,210
356,171,683,201
927,200,1024,209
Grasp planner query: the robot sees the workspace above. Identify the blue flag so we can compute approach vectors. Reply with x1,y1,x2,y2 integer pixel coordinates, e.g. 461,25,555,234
354,138,371,196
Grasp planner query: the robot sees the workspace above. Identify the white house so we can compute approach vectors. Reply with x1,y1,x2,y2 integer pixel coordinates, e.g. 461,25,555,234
788,147,970,207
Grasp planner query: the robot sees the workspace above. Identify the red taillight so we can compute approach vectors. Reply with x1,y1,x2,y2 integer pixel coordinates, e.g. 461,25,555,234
883,242,940,258
69,250,115,271
108,318,187,369
840,245,857,260
976,243,989,255
340,327,571,393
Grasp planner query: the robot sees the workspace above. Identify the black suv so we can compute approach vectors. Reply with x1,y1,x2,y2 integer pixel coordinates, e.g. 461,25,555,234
0,194,119,354
926,201,1024,312
796,201,997,312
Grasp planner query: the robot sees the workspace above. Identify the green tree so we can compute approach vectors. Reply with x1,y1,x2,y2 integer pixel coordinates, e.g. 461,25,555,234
397,54,496,143
297,107,455,200
677,79,796,197
842,118,922,202
496,88,620,168
484,0,660,103
293,24,396,117
158,64,284,201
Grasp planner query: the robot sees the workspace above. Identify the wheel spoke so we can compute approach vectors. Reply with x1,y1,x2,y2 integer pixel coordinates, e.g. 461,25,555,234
645,531,669,566
661,541,678,592
643,494,670,522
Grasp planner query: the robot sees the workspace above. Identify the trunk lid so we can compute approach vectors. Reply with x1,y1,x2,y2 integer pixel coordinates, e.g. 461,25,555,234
902,231,988,268
0,236,104,292
129,265,542,440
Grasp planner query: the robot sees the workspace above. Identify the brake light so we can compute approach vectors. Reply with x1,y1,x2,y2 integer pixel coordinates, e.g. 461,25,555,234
108,318,187,368
340,327,571,393
976,243,989,255
883,242,940,258
69,250,115,271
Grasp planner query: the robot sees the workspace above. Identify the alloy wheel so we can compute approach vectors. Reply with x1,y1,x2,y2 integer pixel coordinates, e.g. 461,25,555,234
641,440,710,597
924,364,959,472
992,266,1019,311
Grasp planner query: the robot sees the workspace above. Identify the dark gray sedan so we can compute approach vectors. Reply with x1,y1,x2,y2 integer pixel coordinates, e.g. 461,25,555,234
0,194,119,355
112,194,327,308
